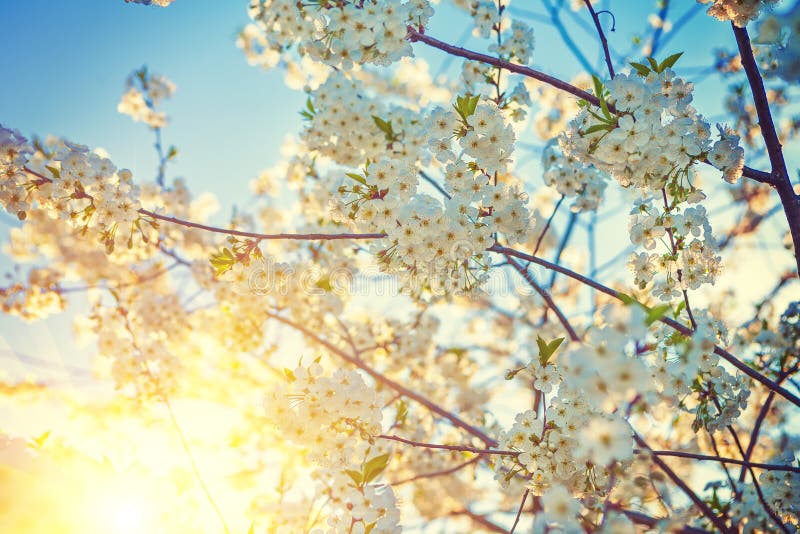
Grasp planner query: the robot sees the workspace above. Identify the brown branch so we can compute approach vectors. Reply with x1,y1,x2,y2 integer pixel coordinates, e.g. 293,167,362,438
378,434,516,456
583,0,615,78
532,194,564,257
504,256,580,342
650,450,800,473
449,508,507,533
489,243,800,408
140,209,385,241
390,455,481,486
509,489,529,534
733,24,800,276
605,504,712,534
406,28,607,109
634,434,732,533
264,311,498,446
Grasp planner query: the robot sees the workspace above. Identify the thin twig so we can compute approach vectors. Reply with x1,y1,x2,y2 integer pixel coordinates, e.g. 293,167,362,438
583,0,615,77
509,489,529,534
378,434,516,456
489,243,800,408
635,434,732,533
733,24,800,276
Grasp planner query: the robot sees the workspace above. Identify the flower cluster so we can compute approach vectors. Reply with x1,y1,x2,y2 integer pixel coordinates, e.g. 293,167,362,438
302,73,428,168
0,125,33,220
559,65,742,301
0,128,156,255
264,362,401,533
731,448,800,532
244,0,433,70
542,142,608,212
117,67,175,128
651,310,751,431
698,0,780,27
752,3,800,82
332,95,532,294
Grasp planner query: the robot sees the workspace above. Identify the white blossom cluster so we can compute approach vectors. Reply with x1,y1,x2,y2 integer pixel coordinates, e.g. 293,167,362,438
651,310,751,432
542,142,608,212
301,73,428,168
263,362,401,533
345,99,531,294
731,444,800,532
0,127,149,255
752,2,800,82
243,0,433,70
698,0,780,27
117,68,175,128
559,68,743,301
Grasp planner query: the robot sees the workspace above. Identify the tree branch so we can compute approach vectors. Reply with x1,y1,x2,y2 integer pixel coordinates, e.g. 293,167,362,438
732,24,800,276
378,434,516,456
407,28,606,109
264,311,497,446
583,0,615,78
634,434,732,533
489,243,800,408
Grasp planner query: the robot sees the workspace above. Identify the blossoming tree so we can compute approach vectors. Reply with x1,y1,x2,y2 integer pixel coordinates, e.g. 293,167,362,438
2,0,800,532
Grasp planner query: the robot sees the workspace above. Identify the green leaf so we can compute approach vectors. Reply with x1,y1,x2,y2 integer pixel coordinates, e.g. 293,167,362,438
45,165,60,179
306,97,315,115
166,145,178,159
617,292,637,305
658,52,683,71
345,172,367,185
362,453,391,484
30,430,51,449
582,123,613,135
372,115,395,142
673,300,686,320
629,61,651,76
453,94,480,120
505,366,526,380
467,94,480,116
210,247,236,276
395,400,408,427
646,57,659,71
646,304,672,325
591,75,612,119
345,469,363,487
536,335,565,365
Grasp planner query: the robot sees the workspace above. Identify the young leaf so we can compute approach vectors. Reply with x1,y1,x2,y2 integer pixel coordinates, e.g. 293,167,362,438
536,335,565,365
646,303,672,325
372,115,395,142
345,469,363,487
210,247,236,276
45,165,60,179
646,57,659,71
659,52,683,71
591,75,612,119
345,172,367,185
582,123,613,135
362,453,391,484
629,61,651,76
